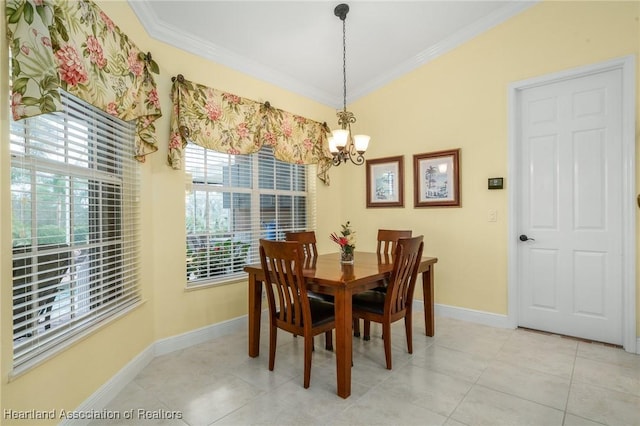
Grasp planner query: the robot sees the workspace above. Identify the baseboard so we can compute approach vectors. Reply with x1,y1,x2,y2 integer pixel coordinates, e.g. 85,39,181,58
58,345,155,426
413,299,513,330
59,315,247,426
154,314,247,356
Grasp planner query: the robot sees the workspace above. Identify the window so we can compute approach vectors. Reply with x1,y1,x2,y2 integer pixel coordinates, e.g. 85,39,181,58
10,91,140,371
185,144,315,285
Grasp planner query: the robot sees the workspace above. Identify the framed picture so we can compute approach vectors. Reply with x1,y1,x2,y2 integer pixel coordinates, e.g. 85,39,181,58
366,156,404,208
413,149,460,207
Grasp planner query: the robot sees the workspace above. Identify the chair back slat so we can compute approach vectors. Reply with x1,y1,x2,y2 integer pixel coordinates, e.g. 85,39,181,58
260,239,310,330
384,236,424,316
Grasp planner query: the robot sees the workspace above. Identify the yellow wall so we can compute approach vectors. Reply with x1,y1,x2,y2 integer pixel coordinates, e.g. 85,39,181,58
346,0,639,316
0,1,338,423
0,1,637,424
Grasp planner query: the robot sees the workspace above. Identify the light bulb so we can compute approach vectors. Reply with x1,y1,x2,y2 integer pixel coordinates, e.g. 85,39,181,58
328,136,338,154
332,129,349,148
353,135,370,153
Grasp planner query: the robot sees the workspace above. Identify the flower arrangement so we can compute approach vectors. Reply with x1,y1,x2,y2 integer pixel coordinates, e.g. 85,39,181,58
330,221,356,263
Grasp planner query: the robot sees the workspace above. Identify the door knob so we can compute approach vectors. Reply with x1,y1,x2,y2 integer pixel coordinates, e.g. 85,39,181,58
519,234,535,242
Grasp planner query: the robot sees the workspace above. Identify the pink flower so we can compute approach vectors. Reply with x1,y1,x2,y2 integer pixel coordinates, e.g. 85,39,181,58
86,36,107,69
329,222,356,250
329,233,350,247
20,44,30,55
41,37,51,47
223,93,241,104
148,88,160,109
100,11,115,32
169,133,182,149
11,92,25,120
106,102,118,116
282,120,293,137
303,138,313,150
263,132,277,146
127,49,143,76
295,116,307,124
33,0,43,5
205,102,222,121
236,122,249,139
55,44,88,86
228,148,240,155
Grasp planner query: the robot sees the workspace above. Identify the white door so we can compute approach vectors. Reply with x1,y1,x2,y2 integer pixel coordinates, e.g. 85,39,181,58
516,67,624,345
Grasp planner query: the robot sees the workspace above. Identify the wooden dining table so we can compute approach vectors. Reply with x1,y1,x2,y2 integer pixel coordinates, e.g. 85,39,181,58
244,251,438,399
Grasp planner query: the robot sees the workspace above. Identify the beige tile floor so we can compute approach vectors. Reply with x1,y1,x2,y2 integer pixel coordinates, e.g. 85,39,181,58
92,315,640,426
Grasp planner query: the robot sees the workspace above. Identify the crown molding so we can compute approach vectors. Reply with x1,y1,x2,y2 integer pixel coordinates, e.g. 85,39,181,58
128,0,337,107
129,0,538,108
347,1,539,104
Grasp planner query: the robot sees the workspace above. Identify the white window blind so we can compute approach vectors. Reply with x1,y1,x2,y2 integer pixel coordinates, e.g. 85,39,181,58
10,91,141,371
185,144,316,285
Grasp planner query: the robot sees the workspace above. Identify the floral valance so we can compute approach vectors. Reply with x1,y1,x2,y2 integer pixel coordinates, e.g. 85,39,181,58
169,75,333,184
6,0,162,161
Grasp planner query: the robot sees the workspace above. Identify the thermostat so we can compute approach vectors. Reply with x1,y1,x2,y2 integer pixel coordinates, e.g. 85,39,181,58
488,177,504,190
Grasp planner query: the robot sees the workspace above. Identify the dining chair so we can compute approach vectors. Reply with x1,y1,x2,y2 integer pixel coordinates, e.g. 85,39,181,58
259,239,336,388
285,230,333,350
354,229,413,339
352,235,424,370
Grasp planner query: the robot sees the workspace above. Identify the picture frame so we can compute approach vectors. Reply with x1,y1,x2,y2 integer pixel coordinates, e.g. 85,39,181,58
366,156,404,208
413,149,460,207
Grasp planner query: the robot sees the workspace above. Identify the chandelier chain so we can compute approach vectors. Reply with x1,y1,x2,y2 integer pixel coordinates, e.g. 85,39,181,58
342,18,347,113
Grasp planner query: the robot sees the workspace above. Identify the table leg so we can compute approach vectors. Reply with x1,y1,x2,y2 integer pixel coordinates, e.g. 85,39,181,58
248,274,262,357
334,286,352,398
422,266,435,337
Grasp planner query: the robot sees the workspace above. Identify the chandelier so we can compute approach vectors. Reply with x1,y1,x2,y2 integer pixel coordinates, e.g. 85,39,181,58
328,3,370,166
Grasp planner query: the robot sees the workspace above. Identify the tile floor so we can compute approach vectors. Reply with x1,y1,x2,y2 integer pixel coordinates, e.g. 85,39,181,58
93,314,640,426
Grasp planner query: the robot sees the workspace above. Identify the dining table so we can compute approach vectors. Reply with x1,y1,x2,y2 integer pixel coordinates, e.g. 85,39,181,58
244,251,438,399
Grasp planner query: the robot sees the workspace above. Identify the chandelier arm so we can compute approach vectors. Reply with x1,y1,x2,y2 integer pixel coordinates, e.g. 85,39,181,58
349,152,365,166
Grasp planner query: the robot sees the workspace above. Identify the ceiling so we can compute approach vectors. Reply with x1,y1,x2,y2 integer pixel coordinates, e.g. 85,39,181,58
129,1,536,109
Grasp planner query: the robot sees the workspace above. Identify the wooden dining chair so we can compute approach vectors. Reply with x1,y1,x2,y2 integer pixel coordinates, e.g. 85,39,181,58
352,235,424,369
354,229,413,339
285,230,333,349
259,239,336,388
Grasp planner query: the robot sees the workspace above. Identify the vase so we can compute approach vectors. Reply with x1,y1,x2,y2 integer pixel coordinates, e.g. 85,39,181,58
340,248,354,264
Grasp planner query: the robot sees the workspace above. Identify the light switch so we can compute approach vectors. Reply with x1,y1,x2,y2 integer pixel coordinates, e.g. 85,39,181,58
488,209,497,222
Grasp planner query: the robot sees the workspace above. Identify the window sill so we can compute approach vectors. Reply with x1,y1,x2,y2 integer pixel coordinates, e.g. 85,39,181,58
184,276,247,291
10,299,146,381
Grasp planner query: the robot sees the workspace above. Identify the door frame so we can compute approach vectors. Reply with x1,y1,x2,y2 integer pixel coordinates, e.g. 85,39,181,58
507,55,637,353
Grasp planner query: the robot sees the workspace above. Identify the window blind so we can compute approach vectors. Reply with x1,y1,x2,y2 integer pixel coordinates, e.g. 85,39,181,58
10,91,141,371
185,144,316,285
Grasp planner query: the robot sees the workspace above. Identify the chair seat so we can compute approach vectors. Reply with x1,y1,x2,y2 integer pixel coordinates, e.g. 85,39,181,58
352,290,386,315
309,299,335,326
277,299,335,327
370,276,389,293
308,290,334,303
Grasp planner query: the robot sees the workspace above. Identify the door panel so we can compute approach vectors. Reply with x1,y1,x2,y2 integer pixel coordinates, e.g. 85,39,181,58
518,68,623,345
